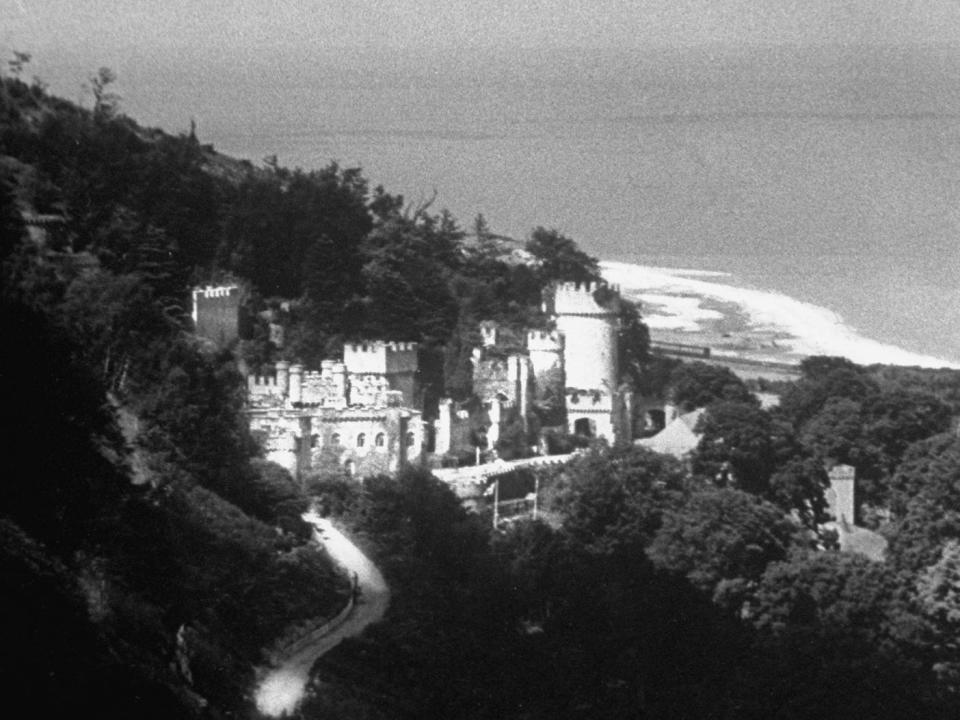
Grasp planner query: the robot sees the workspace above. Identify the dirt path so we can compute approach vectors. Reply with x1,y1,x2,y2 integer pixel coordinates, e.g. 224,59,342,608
254,513,390,717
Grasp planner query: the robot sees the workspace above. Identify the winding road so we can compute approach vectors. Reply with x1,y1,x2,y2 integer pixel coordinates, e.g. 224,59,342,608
254,512,390,717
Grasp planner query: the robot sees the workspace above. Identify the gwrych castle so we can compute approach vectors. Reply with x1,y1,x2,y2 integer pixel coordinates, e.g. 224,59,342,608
192,280,636,480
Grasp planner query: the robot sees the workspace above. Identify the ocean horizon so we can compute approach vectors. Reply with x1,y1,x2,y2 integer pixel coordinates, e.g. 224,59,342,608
27,44,960,367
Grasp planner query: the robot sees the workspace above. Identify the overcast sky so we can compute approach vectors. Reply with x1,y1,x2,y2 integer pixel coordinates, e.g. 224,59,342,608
4,0,960,58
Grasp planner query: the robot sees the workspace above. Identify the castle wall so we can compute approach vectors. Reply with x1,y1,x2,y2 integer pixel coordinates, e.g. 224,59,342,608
251,407,423,480
566,390,616,441
300,363,348,408
526,330,564,395
192,285,240,346
434,399,475,456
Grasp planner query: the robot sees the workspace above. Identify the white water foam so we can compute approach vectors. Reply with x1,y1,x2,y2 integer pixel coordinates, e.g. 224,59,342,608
601,260,960,370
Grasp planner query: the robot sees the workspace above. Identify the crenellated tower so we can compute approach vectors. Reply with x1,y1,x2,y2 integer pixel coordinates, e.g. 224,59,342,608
192,284,241,346
343,341,420,408
552,281,620,392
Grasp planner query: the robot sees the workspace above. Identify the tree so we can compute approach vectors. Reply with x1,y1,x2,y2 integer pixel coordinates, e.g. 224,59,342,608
550,445,686,557
769,455,831,530
648,487,801,604
0,166,25,260
799,397,867,465
360,216,460,341
243,459,311,536
692,401,798,495
6,51,31,77
778,355,879,426
0,299,127,550
668,361,756,411
861,389,952,473
525,226,599,284
884,433,960,572
87,66,120,121
741,551,943,719
916,540,960,694
617,299,650,390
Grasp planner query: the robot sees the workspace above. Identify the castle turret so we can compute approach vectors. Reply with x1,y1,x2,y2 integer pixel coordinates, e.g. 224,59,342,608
288,363,303,404
275,361,290,396
553,281,620,392
479,321,499,347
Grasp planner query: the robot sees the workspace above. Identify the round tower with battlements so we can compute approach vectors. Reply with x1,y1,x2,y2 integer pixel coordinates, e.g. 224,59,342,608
553,281,620,392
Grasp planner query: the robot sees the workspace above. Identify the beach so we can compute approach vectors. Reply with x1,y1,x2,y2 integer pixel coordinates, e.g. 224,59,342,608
600,261,960,370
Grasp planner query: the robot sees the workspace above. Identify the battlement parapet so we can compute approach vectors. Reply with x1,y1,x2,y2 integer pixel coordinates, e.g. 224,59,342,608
553,281,620,317
248,374,280,391
526,329,563,352
344,340,419,376
301,364,348,408
248,374,285,408
345,340,418,354
348,373,393,407
193,285,238,299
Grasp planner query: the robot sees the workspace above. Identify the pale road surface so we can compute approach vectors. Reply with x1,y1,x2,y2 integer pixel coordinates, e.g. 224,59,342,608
254,513,390,717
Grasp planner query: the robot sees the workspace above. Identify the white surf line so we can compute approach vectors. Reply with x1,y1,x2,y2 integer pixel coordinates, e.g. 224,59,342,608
254,513,390,717
601,260,960,369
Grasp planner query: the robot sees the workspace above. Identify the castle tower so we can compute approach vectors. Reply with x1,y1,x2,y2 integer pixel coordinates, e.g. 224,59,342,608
343,341,420,407
553,281,620,392
191,285,241,346
288,364,303,404
275,361,290,396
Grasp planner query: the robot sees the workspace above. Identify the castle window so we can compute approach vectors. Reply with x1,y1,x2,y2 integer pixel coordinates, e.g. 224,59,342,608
311,434,319,448
375,433,385,448
406,431,415,447
357,433,366,448
331,433,341,445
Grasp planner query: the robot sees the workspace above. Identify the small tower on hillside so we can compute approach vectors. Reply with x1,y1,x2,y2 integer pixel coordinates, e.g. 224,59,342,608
192,285,241,346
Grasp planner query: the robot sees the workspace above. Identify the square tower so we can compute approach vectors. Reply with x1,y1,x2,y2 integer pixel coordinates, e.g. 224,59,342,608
192,285,241,346
343,341,420,407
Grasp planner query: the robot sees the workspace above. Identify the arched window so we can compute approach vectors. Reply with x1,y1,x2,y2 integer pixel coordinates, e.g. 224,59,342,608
405,431,415,447
375,433,385,448
331,432,341,445
357,433,366,448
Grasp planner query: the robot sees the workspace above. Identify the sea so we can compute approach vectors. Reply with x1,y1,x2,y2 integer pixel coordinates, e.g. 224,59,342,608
33,44,960,367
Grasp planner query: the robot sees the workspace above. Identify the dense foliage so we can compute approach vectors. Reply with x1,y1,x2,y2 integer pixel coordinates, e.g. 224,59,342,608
308,443,959,718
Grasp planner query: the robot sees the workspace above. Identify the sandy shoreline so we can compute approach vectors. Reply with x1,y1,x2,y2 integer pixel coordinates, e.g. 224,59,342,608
600,261,960,370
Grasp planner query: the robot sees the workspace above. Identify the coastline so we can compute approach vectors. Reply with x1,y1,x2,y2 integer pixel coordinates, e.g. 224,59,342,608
600,261,960,371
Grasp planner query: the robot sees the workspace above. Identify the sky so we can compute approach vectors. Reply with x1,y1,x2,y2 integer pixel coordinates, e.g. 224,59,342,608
4,0,960,59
